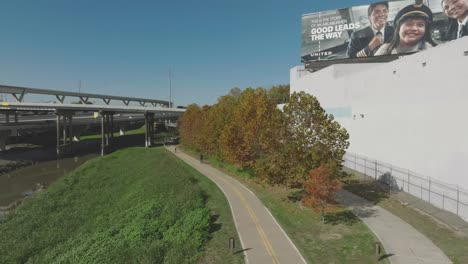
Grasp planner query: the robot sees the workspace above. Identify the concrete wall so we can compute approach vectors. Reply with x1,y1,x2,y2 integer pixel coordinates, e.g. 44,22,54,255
291,38,468,191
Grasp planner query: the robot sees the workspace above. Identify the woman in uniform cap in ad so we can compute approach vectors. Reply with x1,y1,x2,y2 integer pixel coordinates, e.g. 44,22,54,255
375,3,438,55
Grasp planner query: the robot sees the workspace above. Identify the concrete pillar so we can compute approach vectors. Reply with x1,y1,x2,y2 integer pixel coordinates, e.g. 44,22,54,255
101,112,105,156
0,130,9,151
56,113,61,157
62,116,67,145
107,114,111,146
69,115,73,145
0,137,5,151
144,113,149,147
110,114,114,147
150,113,154,145
105,114,110,147
107,114,111,147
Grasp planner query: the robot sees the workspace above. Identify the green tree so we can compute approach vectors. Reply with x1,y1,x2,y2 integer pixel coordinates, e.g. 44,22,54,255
281,91,349,185
268,84,290,104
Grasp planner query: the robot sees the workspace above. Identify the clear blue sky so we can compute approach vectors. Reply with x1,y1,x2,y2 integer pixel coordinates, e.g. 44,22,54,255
0,0,371,106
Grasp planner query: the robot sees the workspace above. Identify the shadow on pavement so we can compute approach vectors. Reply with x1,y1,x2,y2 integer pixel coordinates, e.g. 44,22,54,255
324,210,359,225
378,253,394,261
233,248,252,255
342,178,390,204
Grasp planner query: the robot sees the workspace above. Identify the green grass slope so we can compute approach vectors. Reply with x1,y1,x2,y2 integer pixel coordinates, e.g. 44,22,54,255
0,147,243,264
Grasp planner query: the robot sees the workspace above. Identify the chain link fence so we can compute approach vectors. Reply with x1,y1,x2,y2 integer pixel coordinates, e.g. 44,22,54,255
344,152,468,222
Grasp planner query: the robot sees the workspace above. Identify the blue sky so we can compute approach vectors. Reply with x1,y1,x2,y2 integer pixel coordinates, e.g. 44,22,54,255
0,0,371,106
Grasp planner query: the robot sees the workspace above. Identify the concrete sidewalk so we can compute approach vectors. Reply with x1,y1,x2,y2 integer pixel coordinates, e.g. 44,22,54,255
167,146,306,264
337,190,452,264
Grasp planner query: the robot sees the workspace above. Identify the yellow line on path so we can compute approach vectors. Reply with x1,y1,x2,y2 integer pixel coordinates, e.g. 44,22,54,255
212,172,280,264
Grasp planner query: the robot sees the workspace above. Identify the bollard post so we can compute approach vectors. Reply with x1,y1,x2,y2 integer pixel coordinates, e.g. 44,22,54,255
374,241,381,259
229,237,235,253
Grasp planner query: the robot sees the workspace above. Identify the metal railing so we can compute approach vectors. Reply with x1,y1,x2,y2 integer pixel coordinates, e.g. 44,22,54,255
344,152,468,221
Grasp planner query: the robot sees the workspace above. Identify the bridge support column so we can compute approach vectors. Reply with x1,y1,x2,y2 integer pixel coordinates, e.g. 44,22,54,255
56,110,75,157
101,112,105,156
69,115,73,145
110,114,114,145
62,115,67,145
100,111,115,156
56,114,60,156
0,130,10,151
105,114,109,147
144,112,155,147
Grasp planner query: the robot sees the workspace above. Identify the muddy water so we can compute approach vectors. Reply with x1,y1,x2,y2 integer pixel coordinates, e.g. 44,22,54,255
0,153,98,209
0,134,146,218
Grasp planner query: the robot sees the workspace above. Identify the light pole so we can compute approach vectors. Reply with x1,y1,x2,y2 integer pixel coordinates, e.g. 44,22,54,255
169,69,174,108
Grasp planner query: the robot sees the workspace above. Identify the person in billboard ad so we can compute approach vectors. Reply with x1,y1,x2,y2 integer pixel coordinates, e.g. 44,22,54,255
442,0,468,40
347,1,395,58
374,3,438,55
301,0,458,64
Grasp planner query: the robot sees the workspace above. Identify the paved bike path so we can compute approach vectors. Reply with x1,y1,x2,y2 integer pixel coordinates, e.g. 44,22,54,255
167,146,307,264
337,190,452,264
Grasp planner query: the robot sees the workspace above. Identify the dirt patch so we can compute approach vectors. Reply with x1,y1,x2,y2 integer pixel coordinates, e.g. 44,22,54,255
319,232,343,241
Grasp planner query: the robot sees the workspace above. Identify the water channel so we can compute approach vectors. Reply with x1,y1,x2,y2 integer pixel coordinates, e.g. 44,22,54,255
0,132,163,219
0,153,98,207
0,141,103,218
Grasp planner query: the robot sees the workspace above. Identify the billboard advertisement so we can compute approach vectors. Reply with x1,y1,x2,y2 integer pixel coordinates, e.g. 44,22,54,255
301,0,466,62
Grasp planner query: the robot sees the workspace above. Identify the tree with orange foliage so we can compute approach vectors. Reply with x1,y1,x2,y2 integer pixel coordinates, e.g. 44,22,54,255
178,104,206,151
302,163,342,225
201,95,237,159
220,88,278,168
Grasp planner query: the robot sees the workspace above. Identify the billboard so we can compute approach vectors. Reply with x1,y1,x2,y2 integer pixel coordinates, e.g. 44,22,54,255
301,0,463,62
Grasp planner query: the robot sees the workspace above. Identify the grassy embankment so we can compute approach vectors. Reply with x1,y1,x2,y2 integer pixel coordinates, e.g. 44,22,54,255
181,147,389,263
0,147,243,264
343,169,468,264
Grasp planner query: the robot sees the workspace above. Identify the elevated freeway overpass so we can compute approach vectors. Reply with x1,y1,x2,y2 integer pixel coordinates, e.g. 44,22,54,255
0,84,184,156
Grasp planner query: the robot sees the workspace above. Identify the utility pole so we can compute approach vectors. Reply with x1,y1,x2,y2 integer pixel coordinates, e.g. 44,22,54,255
79,80,82,94
169,69,172,108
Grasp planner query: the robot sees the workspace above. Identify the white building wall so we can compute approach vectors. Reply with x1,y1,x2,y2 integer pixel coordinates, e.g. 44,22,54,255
291,38,468,191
